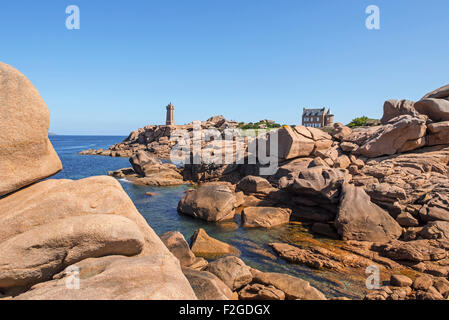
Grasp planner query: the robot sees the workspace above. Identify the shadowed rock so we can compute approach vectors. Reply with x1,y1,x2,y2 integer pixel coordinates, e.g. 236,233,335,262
335,184,402,242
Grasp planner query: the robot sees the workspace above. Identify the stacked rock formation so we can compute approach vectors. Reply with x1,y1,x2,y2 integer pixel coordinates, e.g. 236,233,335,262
79,115,240,159
172,83,449,300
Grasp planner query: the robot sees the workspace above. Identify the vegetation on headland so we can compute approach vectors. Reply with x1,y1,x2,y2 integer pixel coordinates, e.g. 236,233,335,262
237,119,281,130
347,116,381,128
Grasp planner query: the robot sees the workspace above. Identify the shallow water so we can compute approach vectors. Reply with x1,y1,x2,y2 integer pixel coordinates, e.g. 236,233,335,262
49,135,365,299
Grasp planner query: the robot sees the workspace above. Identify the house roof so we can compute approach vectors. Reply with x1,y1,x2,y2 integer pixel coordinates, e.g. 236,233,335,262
302,107,334,117
303,108,325,116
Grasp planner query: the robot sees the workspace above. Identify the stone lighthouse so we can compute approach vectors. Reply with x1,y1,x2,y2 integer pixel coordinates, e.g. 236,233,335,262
166,102,175,126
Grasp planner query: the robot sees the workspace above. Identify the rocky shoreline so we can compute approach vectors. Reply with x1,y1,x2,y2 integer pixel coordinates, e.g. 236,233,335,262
100,83,449,300
2,60,449,300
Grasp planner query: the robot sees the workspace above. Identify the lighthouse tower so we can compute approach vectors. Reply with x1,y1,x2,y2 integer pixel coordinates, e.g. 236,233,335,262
166,102,175,126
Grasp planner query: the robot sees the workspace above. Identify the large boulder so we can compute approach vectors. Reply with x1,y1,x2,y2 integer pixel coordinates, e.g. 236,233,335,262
427,121,449,146
420,196,449,223
275,126,332,160
390,274,413,287
381,99,419,124
421,84,449,100
129,150,160,176
182,267,234,300
420,221,449,240
376,240,447,262
0,176,196,299
0,214,144,290
134,168,184,186
206,256,252,291
128,150,183,186
331,122,352,141
241,207,291,228
13,255,195,300
178,184,237,222
335,184,402,242
280,167,349,203
279,167,350,222
270,157,312,181
160,231,196,267
0,62,62,196
236,176,274,195
357,115,427,158
364,183,407,217
190,228,240,259
414,98,449,122
277,126,315,160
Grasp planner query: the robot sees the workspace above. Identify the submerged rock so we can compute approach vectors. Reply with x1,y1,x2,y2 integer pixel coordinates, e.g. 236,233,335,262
241,207,291,228
190,228,240,259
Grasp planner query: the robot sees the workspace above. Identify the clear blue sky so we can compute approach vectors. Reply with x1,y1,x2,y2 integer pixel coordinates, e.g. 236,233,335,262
1,0,448,135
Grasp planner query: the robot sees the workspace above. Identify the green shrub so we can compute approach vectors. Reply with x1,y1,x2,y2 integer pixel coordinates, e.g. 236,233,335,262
347,116,369,128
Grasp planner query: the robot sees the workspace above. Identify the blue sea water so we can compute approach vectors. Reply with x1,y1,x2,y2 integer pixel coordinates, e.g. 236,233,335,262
49,135,364,299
